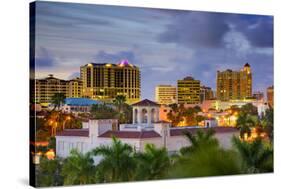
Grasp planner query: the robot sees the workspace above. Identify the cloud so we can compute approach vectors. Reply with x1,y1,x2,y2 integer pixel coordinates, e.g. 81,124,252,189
157,12,230,48
229,15,273,48
35,47,56,68
94,50,136,63
68,72,80,79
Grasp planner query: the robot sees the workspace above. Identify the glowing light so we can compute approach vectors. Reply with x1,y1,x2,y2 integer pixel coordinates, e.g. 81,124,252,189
45,149,55,160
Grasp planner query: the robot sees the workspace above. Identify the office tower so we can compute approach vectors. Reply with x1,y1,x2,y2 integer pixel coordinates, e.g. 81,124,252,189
155,85,177,105
80,60,140,104
217,63,252,101
177,76,200,104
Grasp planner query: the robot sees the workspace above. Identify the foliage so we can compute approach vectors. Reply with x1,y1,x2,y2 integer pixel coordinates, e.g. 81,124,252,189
51,93,66,111
240,103,258,116
37,157,63,187
91,103,118,119
93,137,136,182
261,108,274,142
232,137,273,173
135,144,170,180
61,149,96,185
236,112,257,140
169,147,242,178
180,128,219,155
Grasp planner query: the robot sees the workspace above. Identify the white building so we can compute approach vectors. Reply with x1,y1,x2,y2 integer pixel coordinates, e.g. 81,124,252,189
56,99,239,161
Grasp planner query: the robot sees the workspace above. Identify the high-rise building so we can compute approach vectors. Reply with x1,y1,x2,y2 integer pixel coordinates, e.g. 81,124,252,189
200,85,214,103
177,76,200,104
267,86,274,108
216,63,252,101
253,91,264,101
155,85,177,105
80,60,141,104
68,77,83,98
35,74,82,104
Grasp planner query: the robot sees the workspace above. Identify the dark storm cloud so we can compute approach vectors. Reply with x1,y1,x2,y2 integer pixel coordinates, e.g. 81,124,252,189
157,11,273,49
94,50,136,63
35,47,56,68
157,12,230,48
236,16,273,47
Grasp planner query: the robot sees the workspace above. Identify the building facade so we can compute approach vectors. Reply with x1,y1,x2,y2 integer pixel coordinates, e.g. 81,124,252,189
56,99,239,161
155,85,177,105
267,86,274,108
68,77,83,98
177,76,200,104
200,85,214,103
34,74,83,104
80,60,141,104
216,63,252,101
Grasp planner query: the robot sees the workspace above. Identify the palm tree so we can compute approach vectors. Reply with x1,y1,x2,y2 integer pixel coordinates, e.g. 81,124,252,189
51,93,66,111
232,137,273,173
135,144,170,180
37,157,63,187
93,137,136,182
168,147,242,178
113,95,126,113
261,108,274,143
61,149,95,185
236,113,257,140
180,128,219,155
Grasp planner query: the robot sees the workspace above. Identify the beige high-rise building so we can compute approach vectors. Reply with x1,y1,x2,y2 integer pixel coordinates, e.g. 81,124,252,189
68,77,83,98
80,60,140,104
34,74,82,104
267,86,274,108
177,76,200,104
155,85,177,105
217,63,252,101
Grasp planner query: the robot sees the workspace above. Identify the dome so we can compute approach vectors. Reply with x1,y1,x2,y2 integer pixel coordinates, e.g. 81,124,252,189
244,63,250,67
118,59,134,67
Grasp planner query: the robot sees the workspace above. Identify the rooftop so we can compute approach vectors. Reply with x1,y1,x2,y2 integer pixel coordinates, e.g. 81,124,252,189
65,98,102,106
56,129,89,137
99,130,161,139
131,99,160,107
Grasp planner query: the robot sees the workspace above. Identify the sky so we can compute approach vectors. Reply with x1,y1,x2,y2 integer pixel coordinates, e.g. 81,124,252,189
34,1,273,100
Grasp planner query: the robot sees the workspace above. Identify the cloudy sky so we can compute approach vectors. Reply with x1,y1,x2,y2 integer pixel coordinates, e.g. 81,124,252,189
34,1,273,100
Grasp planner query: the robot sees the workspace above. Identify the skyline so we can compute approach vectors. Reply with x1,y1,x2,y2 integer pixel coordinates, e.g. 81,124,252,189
34,1,273,100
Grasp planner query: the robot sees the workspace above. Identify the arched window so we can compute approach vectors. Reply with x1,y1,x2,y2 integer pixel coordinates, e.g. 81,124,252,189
134,108,138,123
151,108,156,123
141,108,148,123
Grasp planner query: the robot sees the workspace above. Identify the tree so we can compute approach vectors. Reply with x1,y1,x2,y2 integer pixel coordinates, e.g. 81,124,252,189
36,157,63,187
93,137,136,182
261,108,274,143
91,104,118,119
51,93,66,111
232,137,273,173
61,149,95,185
180,128,219,155
240,103,258,116
168,147,242,178
113,95,126,113
167,104,184,126
135,144,170,180
236,113,257,140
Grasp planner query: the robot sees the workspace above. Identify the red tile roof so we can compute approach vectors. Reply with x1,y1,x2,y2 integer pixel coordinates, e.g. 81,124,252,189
56,129,89,137
170,127,238,136
98,130,161,139
131,99,160,107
